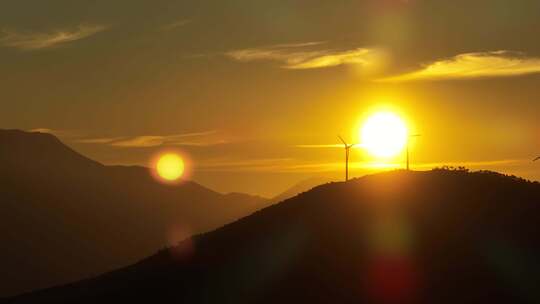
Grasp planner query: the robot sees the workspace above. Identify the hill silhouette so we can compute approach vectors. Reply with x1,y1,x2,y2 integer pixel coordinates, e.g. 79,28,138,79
0,129,270,297
7,168,540,304
270,177,332,203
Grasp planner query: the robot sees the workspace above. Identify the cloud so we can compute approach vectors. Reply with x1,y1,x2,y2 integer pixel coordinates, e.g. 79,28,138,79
197,158,388,173
161,19,192,31
76,137,124,144
295,144,345,148
295,144,366,148
29,128,56,134
0,24,107,50
111,136,172,148
226,42,376,69
197,158,294,172
77,130,225,148
198,159,389,173
28,128,78,138
198,157,526,173
379,51,540,82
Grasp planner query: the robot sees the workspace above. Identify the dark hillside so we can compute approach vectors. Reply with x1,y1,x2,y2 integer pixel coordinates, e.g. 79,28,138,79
9,169,540,304
0,129,269,297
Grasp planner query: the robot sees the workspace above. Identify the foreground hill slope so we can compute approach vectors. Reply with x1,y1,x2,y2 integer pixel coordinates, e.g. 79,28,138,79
9,169,540,304
270,177,331,203
0,129,269,297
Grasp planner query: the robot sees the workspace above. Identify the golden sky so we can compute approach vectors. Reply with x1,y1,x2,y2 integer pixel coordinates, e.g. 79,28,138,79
1,0,540,196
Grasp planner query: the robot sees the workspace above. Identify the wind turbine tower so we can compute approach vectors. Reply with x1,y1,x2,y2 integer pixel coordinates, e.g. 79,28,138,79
406,134,421,171
339,136,356,181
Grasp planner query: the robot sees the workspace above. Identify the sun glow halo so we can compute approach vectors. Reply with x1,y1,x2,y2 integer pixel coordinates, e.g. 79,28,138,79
361,112,408,158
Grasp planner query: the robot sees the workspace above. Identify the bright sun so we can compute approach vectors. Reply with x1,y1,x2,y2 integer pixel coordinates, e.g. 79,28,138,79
361,112,408,158
156,153,185,181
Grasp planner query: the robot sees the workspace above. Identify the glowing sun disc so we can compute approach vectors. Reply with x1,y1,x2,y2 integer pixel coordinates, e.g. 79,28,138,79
361,112,408,158
156,153,185,181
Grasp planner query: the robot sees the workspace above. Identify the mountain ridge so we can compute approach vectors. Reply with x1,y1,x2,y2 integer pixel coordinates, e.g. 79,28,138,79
8,169,540,303
0,129,271,297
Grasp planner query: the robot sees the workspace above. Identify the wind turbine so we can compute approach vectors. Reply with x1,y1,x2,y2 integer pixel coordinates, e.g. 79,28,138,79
534,156,540,162
338,136,356,181
406,134,421,171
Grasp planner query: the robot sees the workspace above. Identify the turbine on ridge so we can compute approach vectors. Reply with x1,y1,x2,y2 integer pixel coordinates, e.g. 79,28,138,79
338,135,356,181
406,134,421,170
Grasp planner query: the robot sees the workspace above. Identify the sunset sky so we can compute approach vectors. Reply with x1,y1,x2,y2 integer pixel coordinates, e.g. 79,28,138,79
2,0,540,196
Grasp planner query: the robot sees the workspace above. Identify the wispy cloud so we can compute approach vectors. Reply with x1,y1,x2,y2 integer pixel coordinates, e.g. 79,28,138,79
160,19,192,31
29,128,57,134
0,24,107,50
198,158,392,173
295,144,345,148
198,158,526,173
379,51,540,82
198,158,294,172
295,144,366,148
198,159,393,173
76,137,124,144
76,130,225,148
226,42,376,69
28,128,79,138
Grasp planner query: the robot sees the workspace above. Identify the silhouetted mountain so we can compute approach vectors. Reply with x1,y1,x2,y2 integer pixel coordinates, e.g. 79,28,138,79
8,169,540,304
0,129,269,297
270,177,331,203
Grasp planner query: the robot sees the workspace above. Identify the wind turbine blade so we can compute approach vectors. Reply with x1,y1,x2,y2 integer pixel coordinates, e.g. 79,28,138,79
338,135,347,146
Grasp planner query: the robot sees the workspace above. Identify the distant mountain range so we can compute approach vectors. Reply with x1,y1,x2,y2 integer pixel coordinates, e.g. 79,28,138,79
7,169,540,303
0,129,274,297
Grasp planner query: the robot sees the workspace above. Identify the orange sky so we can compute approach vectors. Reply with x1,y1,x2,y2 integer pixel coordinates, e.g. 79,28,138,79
1,0,540,196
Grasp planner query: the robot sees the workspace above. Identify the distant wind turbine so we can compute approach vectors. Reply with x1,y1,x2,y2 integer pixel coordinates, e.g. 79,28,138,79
338,136,356,181
534,156,540,162
406,134,421,171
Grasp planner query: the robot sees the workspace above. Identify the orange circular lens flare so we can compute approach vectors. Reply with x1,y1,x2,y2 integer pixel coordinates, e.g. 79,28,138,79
156,153,185,181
